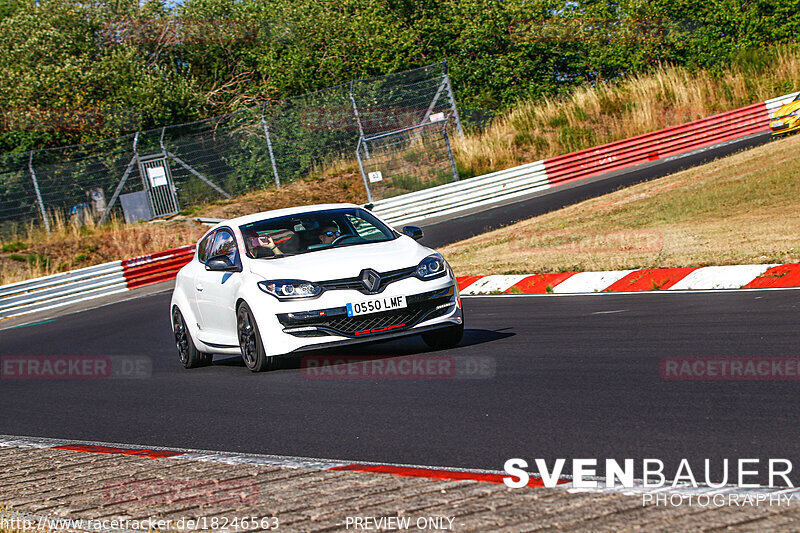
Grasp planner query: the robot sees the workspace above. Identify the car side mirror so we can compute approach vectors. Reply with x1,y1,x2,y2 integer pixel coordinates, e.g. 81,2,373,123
205,254,241,272
402,225,423,240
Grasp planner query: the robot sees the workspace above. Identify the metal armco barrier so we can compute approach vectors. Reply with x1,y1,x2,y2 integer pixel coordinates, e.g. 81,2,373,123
372,160,549,227
0,244,195,319
765,91,800,112
0,261,126,319
2,89,798,319
373,91,792,227
543,102,770,186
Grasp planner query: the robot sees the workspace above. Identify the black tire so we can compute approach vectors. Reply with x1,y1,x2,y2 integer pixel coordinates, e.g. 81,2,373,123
421,322,464,350
172,307,212,369
237,302,279,372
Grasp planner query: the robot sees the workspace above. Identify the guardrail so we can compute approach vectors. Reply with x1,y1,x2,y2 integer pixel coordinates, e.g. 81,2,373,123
373,91,796,227
371,160,549,227
123,245,196,290
2,90,799,319
0,245,195,319
0,262,126,319
765,91,800,112
543,102,769,187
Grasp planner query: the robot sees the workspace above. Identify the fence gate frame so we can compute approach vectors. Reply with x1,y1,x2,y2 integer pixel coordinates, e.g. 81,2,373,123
138,154,180,218
356,116,459,204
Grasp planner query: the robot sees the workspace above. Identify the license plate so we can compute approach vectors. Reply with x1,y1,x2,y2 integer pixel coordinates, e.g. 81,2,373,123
346,295,407,317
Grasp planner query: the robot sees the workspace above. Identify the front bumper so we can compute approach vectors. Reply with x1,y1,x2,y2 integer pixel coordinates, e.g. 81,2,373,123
277,285,457,339
770,116,800,135
247,272,462,356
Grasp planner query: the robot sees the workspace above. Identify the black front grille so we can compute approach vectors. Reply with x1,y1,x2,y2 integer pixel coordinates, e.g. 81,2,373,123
326,306,432,336
278,287,455,338
318,266,417,294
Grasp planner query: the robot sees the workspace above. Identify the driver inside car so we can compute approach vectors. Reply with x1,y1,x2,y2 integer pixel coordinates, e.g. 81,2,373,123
317,222,341,245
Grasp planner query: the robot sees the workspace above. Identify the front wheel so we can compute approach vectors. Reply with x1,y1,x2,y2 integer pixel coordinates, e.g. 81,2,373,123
172,308,212,369
421,322,464,350
237,302,279,372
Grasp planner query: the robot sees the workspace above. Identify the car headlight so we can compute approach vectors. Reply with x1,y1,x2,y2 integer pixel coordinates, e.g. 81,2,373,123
258,280,323,300
416,254,447,280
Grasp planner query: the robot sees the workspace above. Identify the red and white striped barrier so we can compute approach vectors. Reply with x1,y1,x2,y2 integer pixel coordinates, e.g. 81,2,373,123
374,91,796,227
542,102,769,187
3,249,800,319
122,245,196,290
456,263,800,295
0,245,195,319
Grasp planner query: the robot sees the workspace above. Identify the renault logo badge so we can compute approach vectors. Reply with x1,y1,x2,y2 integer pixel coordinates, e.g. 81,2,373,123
360,269,381,293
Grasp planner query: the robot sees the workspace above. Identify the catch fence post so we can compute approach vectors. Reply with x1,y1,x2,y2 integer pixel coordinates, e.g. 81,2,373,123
28,151,50,234
261,103,281,189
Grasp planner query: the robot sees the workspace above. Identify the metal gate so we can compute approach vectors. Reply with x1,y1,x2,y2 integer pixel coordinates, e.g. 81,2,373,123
138,156,179,218
356,117,459,203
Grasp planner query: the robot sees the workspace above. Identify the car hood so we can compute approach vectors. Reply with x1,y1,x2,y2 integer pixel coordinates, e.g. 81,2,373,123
773,101,800,119
246,236,434,281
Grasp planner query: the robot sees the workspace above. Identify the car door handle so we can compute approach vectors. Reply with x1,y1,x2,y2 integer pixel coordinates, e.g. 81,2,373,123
195,284,203,292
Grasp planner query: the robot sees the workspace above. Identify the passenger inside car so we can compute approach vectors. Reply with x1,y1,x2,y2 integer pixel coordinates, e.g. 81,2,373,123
243,228,299,258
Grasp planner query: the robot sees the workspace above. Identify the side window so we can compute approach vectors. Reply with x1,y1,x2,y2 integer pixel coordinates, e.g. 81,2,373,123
209,229,238,263
197,232,215,263
345,214,384,241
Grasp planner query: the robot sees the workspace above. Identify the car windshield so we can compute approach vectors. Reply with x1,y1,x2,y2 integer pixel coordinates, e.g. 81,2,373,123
239,207,396,259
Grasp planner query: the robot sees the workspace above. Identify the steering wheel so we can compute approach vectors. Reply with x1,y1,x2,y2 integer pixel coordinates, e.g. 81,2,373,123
331,234,351,245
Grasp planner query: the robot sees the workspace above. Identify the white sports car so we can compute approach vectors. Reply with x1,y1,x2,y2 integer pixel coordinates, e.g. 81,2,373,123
170,203,464,371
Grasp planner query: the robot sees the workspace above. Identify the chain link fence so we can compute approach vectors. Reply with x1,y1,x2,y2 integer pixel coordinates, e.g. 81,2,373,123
0,61,462,235
356,119,459,202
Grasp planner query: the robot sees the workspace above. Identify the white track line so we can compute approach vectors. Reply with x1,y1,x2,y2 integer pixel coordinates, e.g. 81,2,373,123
551,270,635,293
668,264,778,290
460,275,527,295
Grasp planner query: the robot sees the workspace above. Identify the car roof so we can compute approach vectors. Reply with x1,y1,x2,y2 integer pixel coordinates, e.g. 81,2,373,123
209,203,363,232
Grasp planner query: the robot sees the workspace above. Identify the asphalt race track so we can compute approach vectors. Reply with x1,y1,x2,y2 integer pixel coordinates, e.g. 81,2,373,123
1,287,798,483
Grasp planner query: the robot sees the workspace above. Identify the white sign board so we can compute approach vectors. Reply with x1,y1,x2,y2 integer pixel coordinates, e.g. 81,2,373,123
368,171,383,183
147,165,168,187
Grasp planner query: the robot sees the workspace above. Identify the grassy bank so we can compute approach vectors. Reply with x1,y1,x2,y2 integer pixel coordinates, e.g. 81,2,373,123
454,46,800,176
442,132,800,276
3,46,800,285
0,214,205,286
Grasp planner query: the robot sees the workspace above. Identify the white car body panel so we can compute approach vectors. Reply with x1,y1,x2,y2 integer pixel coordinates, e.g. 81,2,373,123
170,203,463,359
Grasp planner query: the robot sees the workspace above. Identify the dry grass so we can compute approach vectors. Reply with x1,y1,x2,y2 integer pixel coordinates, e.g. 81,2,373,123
454,46,800,176
0,212,205,285
197,166,367,219
442,132,800,276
